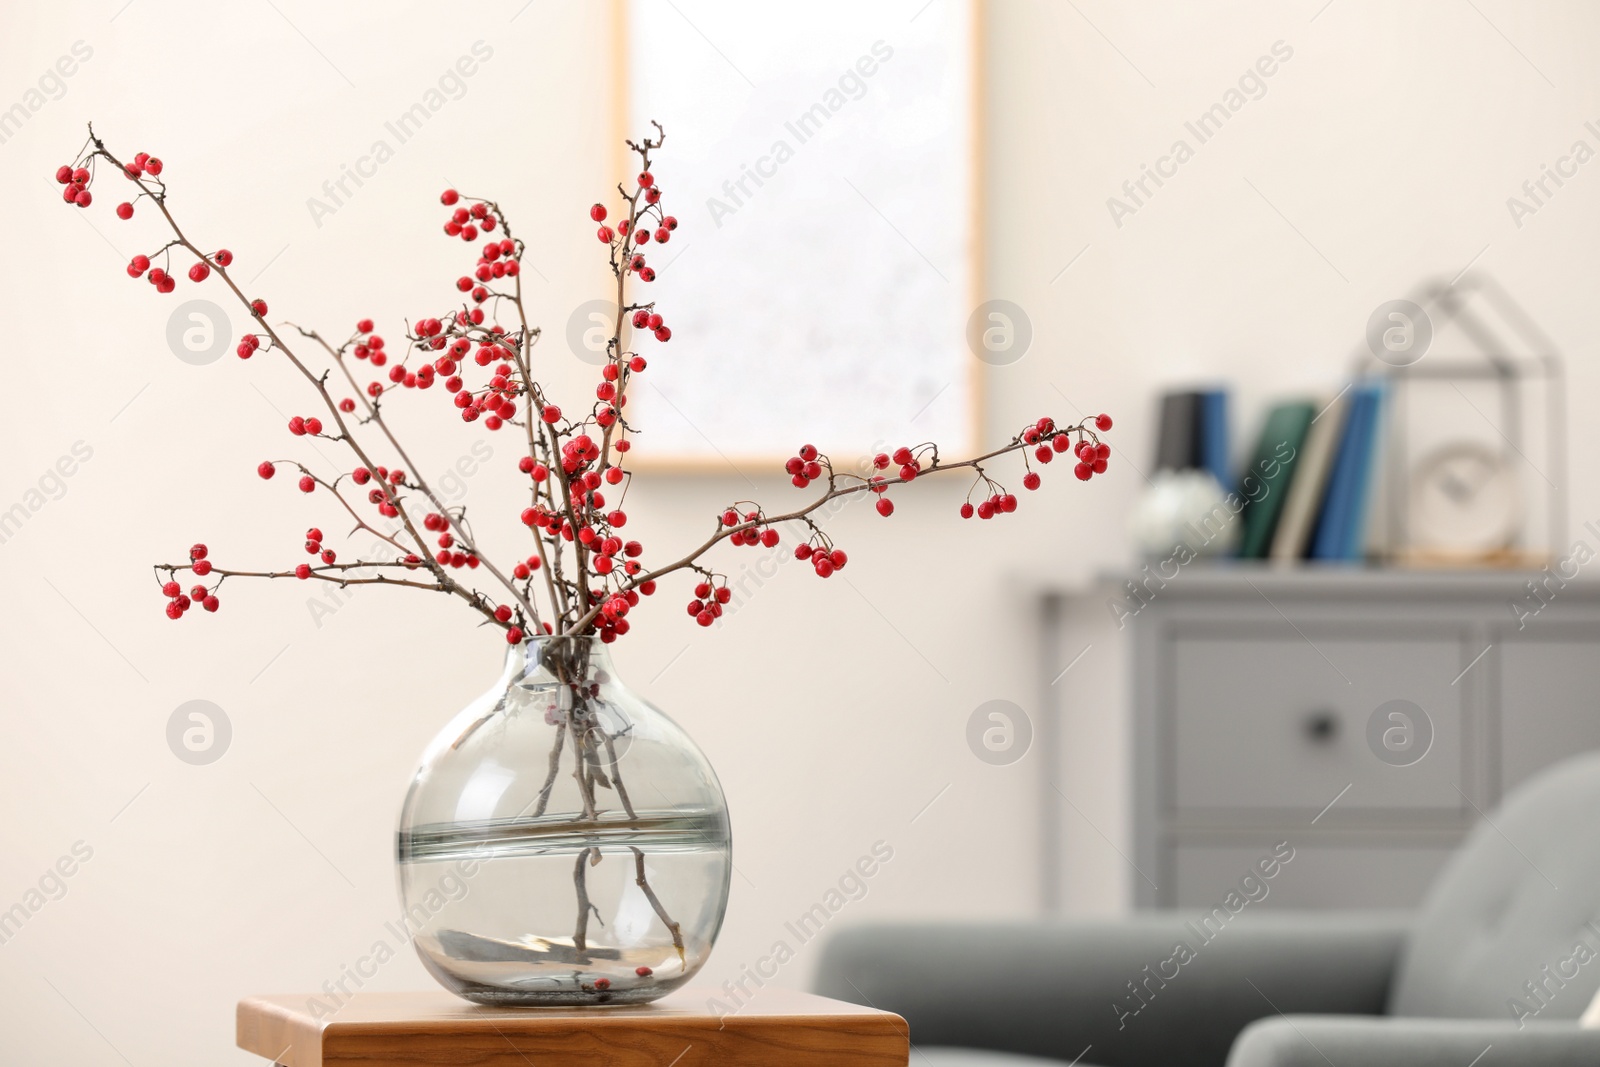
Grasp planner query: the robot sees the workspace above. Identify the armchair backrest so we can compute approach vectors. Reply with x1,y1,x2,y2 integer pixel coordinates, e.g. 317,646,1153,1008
1388,751,1600,1022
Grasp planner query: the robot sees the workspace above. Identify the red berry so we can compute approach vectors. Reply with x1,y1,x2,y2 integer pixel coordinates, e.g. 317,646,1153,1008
295,563,311,579
298,475,316,493
165,601,182,620
637,171,654,188
959,502,974,518
357,318,374,333
590,203,606,222
144,157,163,175
288,416,306,436
1074,462,1093,481
116,202,134,220
494,605,513,623
306,527,323,543
1092,457,1108,474
506,626,524,644
876,498,895,518
202,596,220,613
1023,472,1041,491
696,610,714,627
597,225,614,243
257,461,275,479
542,405,561,424
1096,443,1111,460
190,543,208,561
441,189,460,205
54,165,72,184
663,215,678,231
654,326,671,342
304,417,323,435
250,299,267,317
192,560,212,576
188,263,209,283
162,581,181,598
1095,413,1113,431
215,249,233,266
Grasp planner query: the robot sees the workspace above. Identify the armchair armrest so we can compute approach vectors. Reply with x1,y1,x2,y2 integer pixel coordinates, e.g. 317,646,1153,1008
813,914,1410,1067
1227,1016,1600,1067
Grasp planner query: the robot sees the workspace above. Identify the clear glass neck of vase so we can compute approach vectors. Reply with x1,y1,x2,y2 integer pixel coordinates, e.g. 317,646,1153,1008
505,633,617,690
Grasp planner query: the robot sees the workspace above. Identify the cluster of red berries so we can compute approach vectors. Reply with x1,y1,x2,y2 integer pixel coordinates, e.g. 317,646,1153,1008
794,541,848,578
352,321,388,365
721,508,781,549
162,544,218,619
686,579,732,627
120,247,233,294
629,308,670,344
1022,413,1113,481
440,189,497,241
592,583,644,642
348,463,406,519
590,171,678,289
455,235,520,306
304,527,335,565
784,444,825,489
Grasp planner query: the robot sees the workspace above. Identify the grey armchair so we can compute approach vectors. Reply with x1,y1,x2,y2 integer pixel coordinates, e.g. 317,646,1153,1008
814,751,1600,1067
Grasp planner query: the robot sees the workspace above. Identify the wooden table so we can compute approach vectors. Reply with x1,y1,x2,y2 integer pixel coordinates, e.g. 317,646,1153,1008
238,988,909,1066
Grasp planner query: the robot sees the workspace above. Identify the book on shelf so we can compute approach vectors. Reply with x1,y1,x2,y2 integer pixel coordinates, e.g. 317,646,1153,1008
1235,401,1315,559
1269,390,1348,561
1308,383,1384,561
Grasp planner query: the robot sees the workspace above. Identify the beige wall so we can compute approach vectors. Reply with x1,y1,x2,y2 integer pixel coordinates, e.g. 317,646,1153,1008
1,1,1596,1062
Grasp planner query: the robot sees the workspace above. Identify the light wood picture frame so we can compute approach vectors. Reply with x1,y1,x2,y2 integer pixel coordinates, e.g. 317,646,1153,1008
612,0,984,473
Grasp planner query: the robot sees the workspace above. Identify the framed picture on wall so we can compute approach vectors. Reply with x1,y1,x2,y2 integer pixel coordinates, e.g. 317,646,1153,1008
615,0,982,470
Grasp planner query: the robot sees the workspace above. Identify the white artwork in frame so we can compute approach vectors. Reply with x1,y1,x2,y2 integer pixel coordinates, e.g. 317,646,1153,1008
620,0,980,466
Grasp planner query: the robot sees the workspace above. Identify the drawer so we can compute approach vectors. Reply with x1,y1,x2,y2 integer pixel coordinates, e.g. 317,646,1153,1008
1170,635,1466,812
1172,842,1453,908
1499,638,1600,795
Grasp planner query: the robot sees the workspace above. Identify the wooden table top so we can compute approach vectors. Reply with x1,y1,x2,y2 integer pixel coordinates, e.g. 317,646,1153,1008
238,987,909,1066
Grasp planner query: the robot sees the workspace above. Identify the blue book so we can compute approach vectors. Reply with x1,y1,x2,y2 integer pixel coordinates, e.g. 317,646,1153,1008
1341,385,1385,560
1198,389,1230,488
1309,385,1382,561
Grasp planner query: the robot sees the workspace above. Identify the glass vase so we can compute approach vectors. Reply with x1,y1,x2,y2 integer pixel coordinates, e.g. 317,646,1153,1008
396,634,731,1005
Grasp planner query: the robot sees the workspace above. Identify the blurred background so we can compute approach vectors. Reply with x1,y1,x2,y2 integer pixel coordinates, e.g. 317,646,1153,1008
3,0,1599,1062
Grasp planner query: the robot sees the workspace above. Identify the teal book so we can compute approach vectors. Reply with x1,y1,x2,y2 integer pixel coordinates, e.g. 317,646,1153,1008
1235,401,1315,559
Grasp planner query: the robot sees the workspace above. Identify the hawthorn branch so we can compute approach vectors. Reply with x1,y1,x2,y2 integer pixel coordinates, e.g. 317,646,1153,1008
567,421,1101,633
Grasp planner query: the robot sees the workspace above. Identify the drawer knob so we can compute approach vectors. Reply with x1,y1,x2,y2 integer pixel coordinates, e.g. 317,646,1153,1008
1304,710,1340,743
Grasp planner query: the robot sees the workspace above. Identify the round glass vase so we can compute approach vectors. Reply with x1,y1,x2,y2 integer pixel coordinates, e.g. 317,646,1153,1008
396,634,731,1005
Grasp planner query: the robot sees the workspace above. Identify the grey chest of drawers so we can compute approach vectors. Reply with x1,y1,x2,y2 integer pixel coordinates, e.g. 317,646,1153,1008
1086,568,1600,910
